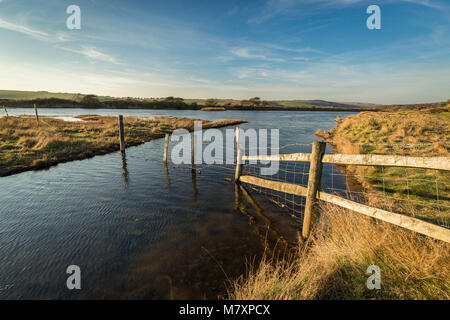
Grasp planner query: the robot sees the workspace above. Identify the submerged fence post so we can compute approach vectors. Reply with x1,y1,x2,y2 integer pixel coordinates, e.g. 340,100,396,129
302,140,326,239
235,126,243,183
163,134,169,163
118,115,125,153
2,105,8,117
191,133,196,171
34,104,39,125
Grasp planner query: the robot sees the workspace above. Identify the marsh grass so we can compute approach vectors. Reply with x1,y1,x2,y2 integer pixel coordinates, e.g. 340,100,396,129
229,203,450,300
0,115,244,176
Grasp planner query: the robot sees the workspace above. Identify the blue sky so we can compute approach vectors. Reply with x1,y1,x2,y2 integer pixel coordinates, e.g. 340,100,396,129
0,0,449,103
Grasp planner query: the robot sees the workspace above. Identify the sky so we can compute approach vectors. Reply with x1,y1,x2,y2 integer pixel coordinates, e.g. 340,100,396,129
0,0,449,104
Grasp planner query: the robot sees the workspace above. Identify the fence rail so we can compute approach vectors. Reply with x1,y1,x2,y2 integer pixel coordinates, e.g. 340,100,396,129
239,175,450,243
243,153,450,170
236,136,450,243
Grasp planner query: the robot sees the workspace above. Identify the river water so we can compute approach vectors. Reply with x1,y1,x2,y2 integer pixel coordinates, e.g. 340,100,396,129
0,108,357,299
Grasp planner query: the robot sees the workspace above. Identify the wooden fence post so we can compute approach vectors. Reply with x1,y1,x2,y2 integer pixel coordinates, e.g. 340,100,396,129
235,126,243,183
163,134,169,163
191,133,196,170
118,115,125,152
302,140,326,239
34,104,39,125
2,105,8,117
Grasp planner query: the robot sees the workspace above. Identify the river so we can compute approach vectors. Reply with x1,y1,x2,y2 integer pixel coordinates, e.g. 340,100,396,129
0,108,358,299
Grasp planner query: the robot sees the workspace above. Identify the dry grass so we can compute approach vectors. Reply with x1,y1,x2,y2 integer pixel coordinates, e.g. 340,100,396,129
229,203,450,300
0,115,245,176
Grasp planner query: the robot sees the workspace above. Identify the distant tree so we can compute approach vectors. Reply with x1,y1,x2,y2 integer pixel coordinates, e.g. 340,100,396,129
164,96,184,103
80,94,102,107
205,98,218,106
249,97,261,106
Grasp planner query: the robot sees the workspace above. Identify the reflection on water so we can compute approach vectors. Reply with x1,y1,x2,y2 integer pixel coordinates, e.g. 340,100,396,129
121,152,130,186
164,163,171,189
192,169,198,203
0,109,357,299
235,184,288,252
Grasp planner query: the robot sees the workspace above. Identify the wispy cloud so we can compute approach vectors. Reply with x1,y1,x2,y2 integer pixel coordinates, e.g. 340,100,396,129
400,0,443,9
251,0,446,23
80,46,119,64
0,18,49,40
0,17,81,43
230,47,285,62
57,45,121,65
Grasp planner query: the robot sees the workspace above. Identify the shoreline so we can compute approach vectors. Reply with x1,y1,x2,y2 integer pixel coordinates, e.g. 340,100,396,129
1,104,375,113
0,115,246,178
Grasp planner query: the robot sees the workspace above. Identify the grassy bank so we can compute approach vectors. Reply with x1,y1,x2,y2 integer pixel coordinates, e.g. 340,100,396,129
0,115,245,177
316,106,450,225
230,106,449,300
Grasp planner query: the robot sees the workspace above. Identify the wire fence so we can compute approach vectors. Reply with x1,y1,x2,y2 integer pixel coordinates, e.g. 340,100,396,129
241,141,450,229
141,137,449,231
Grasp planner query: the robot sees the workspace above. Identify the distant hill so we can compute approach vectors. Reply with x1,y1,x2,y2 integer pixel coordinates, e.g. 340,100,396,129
0,90,83,100
0,90,376,108
4,89,444,110
185,99,376,108
271,99,376,109
0,90,116,101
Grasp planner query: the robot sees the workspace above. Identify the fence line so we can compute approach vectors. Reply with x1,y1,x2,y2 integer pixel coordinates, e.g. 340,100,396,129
235,129,450,242
156,125,448,241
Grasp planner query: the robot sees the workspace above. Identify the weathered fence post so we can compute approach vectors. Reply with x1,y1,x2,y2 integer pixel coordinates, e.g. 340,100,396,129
191,133,196,170
163,134,169,163
34,104,39,125
118,115,125,152
2,105,8,117
302,140,326,239
235,126,243,183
